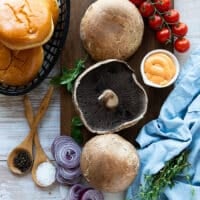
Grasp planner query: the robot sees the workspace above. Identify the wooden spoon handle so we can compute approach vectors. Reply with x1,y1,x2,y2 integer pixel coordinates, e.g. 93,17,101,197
23,86,54,144
31,86,54,131
24,95,41,150
24,95,34,126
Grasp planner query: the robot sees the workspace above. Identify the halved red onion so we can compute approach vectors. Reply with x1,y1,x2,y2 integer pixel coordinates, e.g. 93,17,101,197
56,168,81,185
51,136,73,157
58,166,81,180
54,140,81,169
68,184,90,200
81,189,104,200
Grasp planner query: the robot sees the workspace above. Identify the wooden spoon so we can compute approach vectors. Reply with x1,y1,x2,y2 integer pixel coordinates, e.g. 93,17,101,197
24,94,54,187
7,86,54,175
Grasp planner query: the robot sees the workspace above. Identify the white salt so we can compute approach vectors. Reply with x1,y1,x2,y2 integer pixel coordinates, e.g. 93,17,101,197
36,161,56,187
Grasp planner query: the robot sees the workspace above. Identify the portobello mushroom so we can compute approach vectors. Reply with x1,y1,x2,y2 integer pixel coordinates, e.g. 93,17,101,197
73,59,148,134
80,134,140,192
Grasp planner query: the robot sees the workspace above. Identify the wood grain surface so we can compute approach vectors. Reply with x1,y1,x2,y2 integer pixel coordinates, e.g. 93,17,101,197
61,0,173,144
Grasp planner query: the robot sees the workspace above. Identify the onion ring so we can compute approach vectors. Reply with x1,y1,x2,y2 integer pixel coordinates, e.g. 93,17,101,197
56,168,81,185
54,139,81,169
51,136,73,157
81,189,104,200
68,184,90,200
58,166,81,180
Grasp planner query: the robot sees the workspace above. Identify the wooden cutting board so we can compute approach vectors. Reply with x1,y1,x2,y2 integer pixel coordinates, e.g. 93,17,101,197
60,0,173,144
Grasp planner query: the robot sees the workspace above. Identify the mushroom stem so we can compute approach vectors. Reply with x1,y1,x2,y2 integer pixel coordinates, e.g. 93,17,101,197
98,89,119,109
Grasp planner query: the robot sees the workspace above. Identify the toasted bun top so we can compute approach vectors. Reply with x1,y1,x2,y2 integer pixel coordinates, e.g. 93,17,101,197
0,0,54,50
0,43,44,86
47,0,59,25
80,0,144,61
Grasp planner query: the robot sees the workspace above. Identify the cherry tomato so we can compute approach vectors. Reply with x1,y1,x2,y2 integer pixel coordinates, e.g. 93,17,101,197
139,2,154,17
154,0,172,12
174,38,190,53
164,9,180,24
148,14,163,30
172,22,188,37
129,0,145,7
156,27,171,43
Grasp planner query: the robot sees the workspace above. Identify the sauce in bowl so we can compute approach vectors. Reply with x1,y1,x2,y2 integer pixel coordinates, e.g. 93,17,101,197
141,49,180,88
144,53,176,86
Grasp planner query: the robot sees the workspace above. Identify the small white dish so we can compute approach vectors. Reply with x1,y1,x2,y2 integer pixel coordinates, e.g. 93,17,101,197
140,49,180,88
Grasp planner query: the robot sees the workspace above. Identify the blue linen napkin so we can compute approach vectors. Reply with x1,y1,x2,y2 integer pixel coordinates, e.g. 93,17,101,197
126,48,200,200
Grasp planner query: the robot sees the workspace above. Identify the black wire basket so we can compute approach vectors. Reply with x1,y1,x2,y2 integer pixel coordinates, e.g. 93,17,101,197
0,0,70,96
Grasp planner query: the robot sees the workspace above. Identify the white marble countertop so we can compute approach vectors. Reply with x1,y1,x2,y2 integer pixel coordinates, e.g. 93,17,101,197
0,0,200,199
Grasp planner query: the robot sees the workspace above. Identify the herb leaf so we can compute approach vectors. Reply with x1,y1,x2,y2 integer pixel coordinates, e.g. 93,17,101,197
72,116,83,127
138,150,190,200
51,59,86,92
71,116,84,145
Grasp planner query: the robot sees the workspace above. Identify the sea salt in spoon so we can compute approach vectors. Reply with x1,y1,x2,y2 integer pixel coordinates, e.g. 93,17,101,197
7,86,54,175
24,92,56,187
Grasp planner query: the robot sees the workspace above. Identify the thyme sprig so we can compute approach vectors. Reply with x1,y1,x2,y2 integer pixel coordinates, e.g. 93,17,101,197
138,150,190,200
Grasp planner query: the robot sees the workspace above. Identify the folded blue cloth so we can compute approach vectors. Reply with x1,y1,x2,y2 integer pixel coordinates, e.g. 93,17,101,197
126,48,200,200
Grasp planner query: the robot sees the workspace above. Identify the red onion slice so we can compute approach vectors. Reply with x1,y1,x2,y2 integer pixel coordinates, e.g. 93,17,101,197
54,140,81,169
51,136,73,158
58,166,81,180
68,184,90,200
56,168,81,185
81,189,104,200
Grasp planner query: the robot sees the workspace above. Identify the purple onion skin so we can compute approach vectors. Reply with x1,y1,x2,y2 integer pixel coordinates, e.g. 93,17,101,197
81,189,104,200
58,166,81,180
55,141,81,169
51,136,73,158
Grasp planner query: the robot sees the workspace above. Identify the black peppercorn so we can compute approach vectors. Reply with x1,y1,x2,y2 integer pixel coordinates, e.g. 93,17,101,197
13,150,32,172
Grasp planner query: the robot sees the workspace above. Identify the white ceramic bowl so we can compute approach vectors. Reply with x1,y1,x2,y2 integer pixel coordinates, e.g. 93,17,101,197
140,49,180,88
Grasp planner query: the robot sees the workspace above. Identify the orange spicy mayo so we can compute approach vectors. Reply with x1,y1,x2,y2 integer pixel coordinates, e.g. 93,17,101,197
144,53,176,86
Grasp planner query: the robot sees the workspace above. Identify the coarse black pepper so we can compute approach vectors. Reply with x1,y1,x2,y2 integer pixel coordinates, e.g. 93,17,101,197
13,150,32,172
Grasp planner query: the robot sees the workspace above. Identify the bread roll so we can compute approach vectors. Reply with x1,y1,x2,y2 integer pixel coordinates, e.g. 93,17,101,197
0,43,44,86
47,0,59,25
0,0,54,50
80,0,144,61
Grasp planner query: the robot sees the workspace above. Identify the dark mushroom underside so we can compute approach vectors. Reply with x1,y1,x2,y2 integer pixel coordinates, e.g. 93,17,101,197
76,61,147,132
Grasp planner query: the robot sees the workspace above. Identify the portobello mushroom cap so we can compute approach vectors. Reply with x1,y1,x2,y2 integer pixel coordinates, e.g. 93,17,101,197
80,134,140,192
73,59,148,134
80,0,144,61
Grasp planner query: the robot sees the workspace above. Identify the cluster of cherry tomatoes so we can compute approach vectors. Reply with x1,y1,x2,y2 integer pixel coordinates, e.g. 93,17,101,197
130,0,190,53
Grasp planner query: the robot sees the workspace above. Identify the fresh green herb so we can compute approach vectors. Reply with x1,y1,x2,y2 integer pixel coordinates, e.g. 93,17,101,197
51,59,86,92
138,150,190,200
71,116,84,145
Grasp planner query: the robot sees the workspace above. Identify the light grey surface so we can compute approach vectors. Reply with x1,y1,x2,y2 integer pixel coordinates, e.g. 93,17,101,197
0,1,199,199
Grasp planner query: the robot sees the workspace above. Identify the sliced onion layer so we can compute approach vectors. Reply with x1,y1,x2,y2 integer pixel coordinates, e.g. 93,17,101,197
68,184,90,200
52,136,81,169
52,136,82,186
56,169,81,185
58,166,81,180
51,136,73,157
81,189,104,200
67,184,104,200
